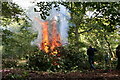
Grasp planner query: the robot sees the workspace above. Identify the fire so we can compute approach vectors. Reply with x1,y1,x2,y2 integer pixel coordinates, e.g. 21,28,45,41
51,18,61,51
34,17,61,54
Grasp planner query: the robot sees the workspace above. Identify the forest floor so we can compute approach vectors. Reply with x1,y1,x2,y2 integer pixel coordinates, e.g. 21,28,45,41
1,68,120,80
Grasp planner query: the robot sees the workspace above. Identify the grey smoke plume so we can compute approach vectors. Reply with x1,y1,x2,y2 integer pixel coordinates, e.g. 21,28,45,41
26,4,70,48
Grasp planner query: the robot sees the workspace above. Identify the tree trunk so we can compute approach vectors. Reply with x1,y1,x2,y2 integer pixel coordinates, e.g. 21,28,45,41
75,26,79,45
116,58,120,70
116,44,120,70
104,35,114,57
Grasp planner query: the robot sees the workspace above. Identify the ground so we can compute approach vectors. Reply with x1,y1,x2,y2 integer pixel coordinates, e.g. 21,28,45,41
1,68,120,80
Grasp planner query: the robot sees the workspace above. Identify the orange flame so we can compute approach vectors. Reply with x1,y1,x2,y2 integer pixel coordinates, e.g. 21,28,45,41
35,17,61,54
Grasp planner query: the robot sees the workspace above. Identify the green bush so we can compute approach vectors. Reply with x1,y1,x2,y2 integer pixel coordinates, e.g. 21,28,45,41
2,59,18,68
60,46,89,70
27,45,89,72
27,51,52,71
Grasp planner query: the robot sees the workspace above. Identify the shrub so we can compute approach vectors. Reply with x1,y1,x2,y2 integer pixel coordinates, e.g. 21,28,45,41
27,45,89,72
27,51,52,71
2,59,18,68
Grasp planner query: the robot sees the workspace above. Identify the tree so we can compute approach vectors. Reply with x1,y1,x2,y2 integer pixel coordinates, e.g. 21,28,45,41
116,44,120,70
34,2,120,67
1,2,37,59
1,2,24,26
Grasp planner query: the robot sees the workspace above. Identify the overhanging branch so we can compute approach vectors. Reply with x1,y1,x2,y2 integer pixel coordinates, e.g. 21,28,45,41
78,28,93,34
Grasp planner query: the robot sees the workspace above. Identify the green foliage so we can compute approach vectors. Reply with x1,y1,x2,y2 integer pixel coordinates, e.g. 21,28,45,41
1,2,24,26
34,2,60,20
2,59,18,68
34,2,70,20
2,23,36,59
61,46,89,70
68,2,120,60
27,45,89,72
27,51,52,71
1,2,36,59
3,71,29,80
2,2,23,18
5,73,23,80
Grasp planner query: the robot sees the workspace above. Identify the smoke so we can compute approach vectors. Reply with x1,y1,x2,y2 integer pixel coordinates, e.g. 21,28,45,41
26,3,70,47
26,6,43,47
58,5,70,45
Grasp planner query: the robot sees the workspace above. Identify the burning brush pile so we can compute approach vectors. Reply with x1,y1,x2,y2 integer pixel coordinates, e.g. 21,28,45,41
27,16,65,71
26,5,71,71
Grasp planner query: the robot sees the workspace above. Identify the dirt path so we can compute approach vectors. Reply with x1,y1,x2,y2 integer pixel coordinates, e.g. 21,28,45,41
1,69,120,80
